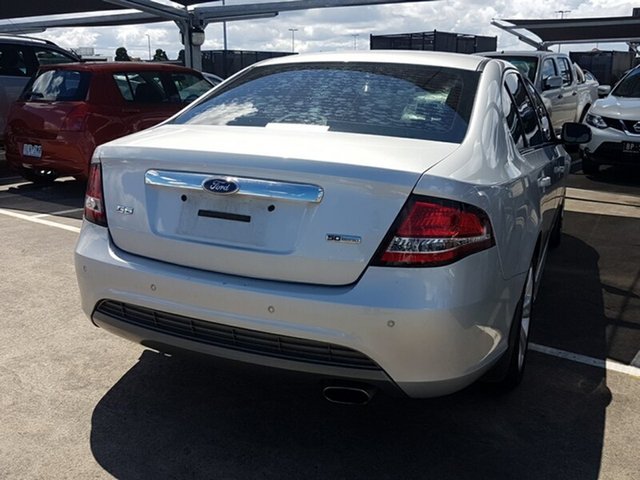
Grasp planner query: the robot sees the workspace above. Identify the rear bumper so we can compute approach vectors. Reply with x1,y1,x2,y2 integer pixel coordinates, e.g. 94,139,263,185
75,222,525,398
4,132,93,179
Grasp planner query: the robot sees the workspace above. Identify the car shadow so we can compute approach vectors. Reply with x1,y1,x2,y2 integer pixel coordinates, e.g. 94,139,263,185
89,233,610,480
585,165,640,191
0,178,86,218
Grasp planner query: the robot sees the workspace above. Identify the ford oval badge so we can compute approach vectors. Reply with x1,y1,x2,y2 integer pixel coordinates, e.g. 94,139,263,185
202,178,239,195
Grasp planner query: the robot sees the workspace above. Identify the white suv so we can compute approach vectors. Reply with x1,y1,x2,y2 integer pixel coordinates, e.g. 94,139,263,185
581,66,640,174
0,35,79,141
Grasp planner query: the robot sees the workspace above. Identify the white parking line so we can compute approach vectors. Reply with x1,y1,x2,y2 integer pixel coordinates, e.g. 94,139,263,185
33,207,84,218
632,350,640,368
529,342,640,378
565,187,640,219
0,208,81,233
0,180,29,192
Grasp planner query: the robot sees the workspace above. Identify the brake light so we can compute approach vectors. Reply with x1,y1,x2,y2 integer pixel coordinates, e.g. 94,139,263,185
62,103,89,131
374,196,494,267
84,161,107,227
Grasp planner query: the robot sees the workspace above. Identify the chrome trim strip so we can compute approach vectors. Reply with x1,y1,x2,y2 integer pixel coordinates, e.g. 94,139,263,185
144,169,324,203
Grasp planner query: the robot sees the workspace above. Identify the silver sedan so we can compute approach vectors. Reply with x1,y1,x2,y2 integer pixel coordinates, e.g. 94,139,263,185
75,51,590,401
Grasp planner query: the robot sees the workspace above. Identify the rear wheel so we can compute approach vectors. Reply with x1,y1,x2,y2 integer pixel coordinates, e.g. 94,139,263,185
487,263,534,390
549,203,563,248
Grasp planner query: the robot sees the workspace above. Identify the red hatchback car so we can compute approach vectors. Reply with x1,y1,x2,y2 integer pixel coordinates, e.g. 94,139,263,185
4,62,212,183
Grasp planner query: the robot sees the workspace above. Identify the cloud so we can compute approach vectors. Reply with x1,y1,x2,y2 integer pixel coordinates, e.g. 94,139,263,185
33,0,639,59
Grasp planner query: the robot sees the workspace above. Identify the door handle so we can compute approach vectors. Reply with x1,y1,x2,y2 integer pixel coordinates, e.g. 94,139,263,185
572,91,578,96
557,94,563,99
538,176,552,188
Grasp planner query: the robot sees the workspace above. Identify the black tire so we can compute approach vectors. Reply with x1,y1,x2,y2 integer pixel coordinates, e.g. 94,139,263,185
549,203,563,248
22,170,57,185
581,154,599,175
487,264,534,390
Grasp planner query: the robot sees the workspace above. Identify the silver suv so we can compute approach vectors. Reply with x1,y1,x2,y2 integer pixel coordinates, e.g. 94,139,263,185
0,35,79,141
480,51,600,133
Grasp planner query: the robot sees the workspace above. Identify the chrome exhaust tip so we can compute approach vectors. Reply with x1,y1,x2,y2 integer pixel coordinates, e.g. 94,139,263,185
322,384,376,405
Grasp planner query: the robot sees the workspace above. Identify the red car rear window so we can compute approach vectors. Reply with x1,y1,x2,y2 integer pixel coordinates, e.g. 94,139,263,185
22,70,91,101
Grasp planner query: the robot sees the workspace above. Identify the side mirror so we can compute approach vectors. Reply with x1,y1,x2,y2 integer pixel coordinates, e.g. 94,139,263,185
543,75,563,91
561,122,591,144
597,85,611,97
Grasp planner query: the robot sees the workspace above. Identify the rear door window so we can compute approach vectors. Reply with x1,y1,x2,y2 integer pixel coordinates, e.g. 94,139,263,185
525,80,553,142
504,72,544,149
0,46,29,77
113,72,168,103
502,84,525,150
22,69,91,101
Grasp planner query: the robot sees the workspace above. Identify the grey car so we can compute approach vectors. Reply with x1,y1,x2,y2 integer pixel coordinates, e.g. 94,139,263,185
75,52,590,402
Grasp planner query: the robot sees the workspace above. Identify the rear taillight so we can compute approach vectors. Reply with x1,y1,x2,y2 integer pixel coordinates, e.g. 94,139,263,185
62,103,89,131
84,161,107,227
373,196,494,267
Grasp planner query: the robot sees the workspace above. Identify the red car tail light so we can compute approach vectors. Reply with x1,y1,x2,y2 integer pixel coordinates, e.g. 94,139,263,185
61,103,89,132
373,196,494,267
84,160,107,227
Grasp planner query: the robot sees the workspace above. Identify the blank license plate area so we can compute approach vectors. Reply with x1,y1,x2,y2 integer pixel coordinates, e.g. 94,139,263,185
622,142,640,154
22,143,42,158
148,189,307,252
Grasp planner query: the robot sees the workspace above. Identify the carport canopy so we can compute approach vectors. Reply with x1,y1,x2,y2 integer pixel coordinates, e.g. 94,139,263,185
0,1,198,21
505,16,640,44
494,14,640,49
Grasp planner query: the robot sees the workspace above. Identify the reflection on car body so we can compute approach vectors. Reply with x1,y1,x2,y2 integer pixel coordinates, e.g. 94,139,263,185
74,51,590,399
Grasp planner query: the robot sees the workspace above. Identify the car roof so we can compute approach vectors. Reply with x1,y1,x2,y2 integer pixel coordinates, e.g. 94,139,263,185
253,50,487,72
38,61,201,74
0,34,60,47
0,34,80,59
479,50,563,58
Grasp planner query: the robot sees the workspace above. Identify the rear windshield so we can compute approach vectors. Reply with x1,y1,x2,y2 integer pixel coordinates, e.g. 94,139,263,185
22,69,91,101
486,56,538,83
612,68,640,98
171,62,480,143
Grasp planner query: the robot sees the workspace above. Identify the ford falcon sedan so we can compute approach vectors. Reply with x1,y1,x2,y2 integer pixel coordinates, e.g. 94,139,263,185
75,51,589,402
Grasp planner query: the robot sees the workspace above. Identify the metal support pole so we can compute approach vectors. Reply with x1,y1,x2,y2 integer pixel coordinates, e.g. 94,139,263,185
222,0,228,50
289,28,298,52
176,19,204,71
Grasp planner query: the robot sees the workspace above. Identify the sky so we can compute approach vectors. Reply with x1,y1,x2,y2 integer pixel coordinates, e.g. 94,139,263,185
28,0,640,61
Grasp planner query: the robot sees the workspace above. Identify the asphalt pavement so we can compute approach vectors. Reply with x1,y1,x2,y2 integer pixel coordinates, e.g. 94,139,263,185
0,153,638,480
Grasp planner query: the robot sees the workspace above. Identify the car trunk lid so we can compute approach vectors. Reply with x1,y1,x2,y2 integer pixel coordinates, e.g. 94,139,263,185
100,124,459,285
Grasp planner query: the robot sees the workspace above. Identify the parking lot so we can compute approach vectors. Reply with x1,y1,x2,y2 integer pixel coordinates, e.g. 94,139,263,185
0,152,638,479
